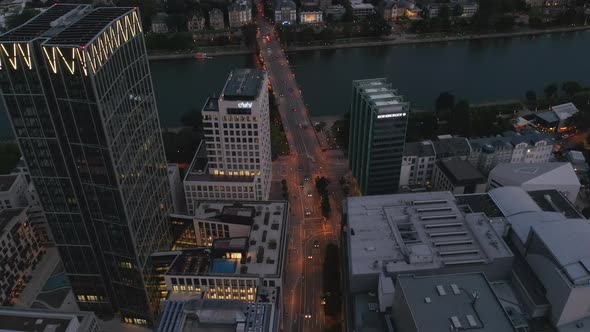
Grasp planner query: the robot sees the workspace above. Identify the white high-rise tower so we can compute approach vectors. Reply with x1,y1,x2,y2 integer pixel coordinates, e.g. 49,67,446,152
184,69,272,214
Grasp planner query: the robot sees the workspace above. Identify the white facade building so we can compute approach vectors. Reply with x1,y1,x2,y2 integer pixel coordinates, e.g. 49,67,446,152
488,162,580,203
351,2,375,18
184,69,271,215
0,173,27,211
299,9,323,24
275,0,297,24
400,137,471,189
228,1,252,28
0,208,42,305
345,192,514,294
164,201,289,307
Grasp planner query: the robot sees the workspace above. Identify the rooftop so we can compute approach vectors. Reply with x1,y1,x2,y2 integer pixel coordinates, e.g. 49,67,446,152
551,102,579,120
44,7,134,46
396,273,517,332
455,193,504,218
403,141,435,157
353,78,409,114
168,201,288,278
0,4,88,42
532,219,590,286
432,137,471,158
184,141,256,183
535,111,560,124
157,299,275,332
346,192,512,277
469,130,554,150
0,307,95,332
489,162,579,187
221,68,266,101
0,174,18,192
436,159,486,185
527,189,584,218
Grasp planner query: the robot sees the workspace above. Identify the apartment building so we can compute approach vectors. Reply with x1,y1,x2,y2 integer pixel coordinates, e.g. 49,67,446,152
0,208,42,305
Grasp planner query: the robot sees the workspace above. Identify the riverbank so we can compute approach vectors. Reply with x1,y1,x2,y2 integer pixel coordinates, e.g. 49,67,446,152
285,25,590,52
147,25,590,60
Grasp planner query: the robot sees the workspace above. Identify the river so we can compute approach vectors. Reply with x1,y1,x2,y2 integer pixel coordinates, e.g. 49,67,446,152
1,30,589,138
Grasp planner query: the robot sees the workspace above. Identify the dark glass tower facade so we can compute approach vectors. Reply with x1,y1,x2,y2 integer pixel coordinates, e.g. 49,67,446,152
0,5,171,325
349,78,409,195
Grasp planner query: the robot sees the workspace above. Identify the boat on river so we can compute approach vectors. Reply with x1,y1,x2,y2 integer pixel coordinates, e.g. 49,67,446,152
195,52,213,59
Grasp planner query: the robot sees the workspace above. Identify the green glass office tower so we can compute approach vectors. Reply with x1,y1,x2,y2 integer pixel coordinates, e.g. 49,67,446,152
0,5,171,325
348,78,409,195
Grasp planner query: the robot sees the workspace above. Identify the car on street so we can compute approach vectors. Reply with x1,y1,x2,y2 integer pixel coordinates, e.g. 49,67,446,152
304,175,310,181
307,192,312,197
298,166,303,171
305,312,311,319
299,182,304,188
292,108,297,112
314,240,319,248
305,208,312,216
307,255,312,259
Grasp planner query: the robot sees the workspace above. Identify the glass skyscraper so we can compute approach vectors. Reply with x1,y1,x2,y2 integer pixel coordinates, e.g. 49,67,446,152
0,5,171,325
349,78,409,195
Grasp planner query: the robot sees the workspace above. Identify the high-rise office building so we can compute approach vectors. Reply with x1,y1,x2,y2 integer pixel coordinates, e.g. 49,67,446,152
0,5,172,325
184,69,271,214
349,78,409,195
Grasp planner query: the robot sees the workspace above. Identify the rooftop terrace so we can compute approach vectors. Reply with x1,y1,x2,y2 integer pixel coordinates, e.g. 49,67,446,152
168,201,289,278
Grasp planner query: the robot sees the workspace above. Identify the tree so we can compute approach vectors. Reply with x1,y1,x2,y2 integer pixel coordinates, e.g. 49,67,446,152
438,4,451,19
562,81,583,97
450,100,471,136
241,23,258,49
5,9,40,30
181,109,203,129
315,176,330,195
566,111,590,131
435,92,455,113
525,90,537,108
452,4,463,16
544,83,558,99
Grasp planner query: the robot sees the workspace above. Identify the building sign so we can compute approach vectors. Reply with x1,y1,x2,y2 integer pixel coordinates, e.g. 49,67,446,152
377,113,406,119
238,102,253,108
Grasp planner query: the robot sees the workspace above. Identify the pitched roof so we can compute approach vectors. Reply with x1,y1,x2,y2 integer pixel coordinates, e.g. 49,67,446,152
489,162,579,187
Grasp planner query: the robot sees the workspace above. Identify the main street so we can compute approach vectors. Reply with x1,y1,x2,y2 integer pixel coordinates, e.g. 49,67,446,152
255,5,349,332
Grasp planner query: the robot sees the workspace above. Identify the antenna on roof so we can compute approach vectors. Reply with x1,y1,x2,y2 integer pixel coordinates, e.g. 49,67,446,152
471,291,479,304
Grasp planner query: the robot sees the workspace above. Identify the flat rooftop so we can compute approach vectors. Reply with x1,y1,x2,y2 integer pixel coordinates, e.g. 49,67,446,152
353,78,409,112
221,68,266,101
433,137,471,158
44,7,133,46
527,189,584,219
436,159,485,185
396,273,517,332
0,308,91,332
0,4,88,42
157,299,275,332
169,201,289,278
346,192,512,277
